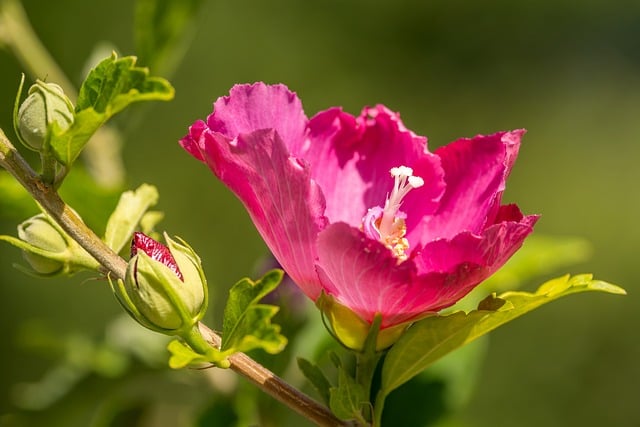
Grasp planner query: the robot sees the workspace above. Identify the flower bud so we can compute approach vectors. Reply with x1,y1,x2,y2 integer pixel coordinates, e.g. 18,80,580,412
0,212,100,276
16,80,74,151
112,232,208,334
17,214,68,275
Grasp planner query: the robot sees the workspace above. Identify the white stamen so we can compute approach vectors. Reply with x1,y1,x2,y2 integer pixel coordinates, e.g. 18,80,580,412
360,165,423,262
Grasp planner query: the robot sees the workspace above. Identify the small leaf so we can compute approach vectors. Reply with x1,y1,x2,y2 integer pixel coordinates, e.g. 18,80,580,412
297,357,332,405
380,274,625,397
329,367,366,421
221,270,287,355
103,184,159,254
49,53,174,166
167,339,210,369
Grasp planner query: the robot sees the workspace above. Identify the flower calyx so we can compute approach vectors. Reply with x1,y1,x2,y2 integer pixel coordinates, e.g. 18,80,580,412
317,292,409,352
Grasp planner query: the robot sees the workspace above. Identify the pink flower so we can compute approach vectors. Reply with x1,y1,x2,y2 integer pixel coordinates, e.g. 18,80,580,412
180,83,538,348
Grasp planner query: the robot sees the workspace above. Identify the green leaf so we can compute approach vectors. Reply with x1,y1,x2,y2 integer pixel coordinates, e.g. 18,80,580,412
135,0,204,74
167,339,212,369
380,274,625,397
103,183,159,254
221,270,287,355
49,53,174,166
329,366,367,422
297,357,332,405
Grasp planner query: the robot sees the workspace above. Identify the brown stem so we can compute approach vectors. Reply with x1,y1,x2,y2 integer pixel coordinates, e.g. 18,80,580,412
0,128,348,426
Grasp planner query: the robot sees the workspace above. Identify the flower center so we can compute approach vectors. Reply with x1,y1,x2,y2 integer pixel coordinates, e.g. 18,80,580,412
362,166,424,261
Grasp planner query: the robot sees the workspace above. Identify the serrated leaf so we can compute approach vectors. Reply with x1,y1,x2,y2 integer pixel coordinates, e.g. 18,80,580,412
49,53,174,166
380,274,625,397
103,183,159,254
167,339,211,369
221,270,287,355
329,367,366,421
297,357,332,405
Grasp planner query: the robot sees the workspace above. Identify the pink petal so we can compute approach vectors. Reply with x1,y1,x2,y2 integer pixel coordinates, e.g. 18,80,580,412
415,214,539,275
418,131,521,243
179,120,207,162
199,128,327,300
206,83,307,153
304,105,444,227
316,223,480,328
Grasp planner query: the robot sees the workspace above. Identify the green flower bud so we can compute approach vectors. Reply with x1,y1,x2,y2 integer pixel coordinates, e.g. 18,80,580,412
18,214,68,275
16,80,74,151
111,232,208,334
0,212,100,276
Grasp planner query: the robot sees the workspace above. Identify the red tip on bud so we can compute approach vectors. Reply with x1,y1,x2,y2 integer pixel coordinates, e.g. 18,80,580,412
131,232,183,281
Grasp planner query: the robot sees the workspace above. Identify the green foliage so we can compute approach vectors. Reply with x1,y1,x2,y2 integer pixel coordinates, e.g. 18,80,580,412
49,53,174,166
166,339,215,369
103,183,159,255
379,274,625,400
329,366,367,422
296,357,332,405
221,269,288,355
135,0,204,74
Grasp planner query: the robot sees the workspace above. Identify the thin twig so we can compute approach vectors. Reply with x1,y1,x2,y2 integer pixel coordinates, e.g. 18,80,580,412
0,128,348,426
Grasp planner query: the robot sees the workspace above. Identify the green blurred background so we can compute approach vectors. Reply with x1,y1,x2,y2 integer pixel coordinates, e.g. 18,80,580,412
0,0,637,426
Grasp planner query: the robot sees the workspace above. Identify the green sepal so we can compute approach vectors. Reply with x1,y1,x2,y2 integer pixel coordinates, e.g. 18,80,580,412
329,365,367,422
296,357,332,405
167,339,229,369
49,52,174,166
220,269,287,355
103,183,159,254
379,274,626,399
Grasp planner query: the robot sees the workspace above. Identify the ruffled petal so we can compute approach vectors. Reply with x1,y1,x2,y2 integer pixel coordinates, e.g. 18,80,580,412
179,120,207,162
418,131,521,243
412,212,539,305
316,222,471,328
304,105,444,227
206,83,307,153
198,128,327,299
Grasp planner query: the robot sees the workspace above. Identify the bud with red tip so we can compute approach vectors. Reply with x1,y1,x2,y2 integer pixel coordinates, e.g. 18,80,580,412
111,232,208,334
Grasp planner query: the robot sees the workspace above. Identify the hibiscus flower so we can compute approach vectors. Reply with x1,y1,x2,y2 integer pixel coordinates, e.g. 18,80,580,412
180,83,538,349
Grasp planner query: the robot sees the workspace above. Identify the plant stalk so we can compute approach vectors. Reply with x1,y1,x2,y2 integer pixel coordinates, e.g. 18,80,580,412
0,128,348,427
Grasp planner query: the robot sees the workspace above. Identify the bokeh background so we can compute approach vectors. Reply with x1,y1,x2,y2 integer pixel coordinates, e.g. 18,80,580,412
0,0,638,426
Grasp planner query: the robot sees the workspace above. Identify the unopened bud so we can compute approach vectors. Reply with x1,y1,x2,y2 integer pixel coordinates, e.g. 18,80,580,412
16,80,74,151
111,232,208,334
0,212,100,276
